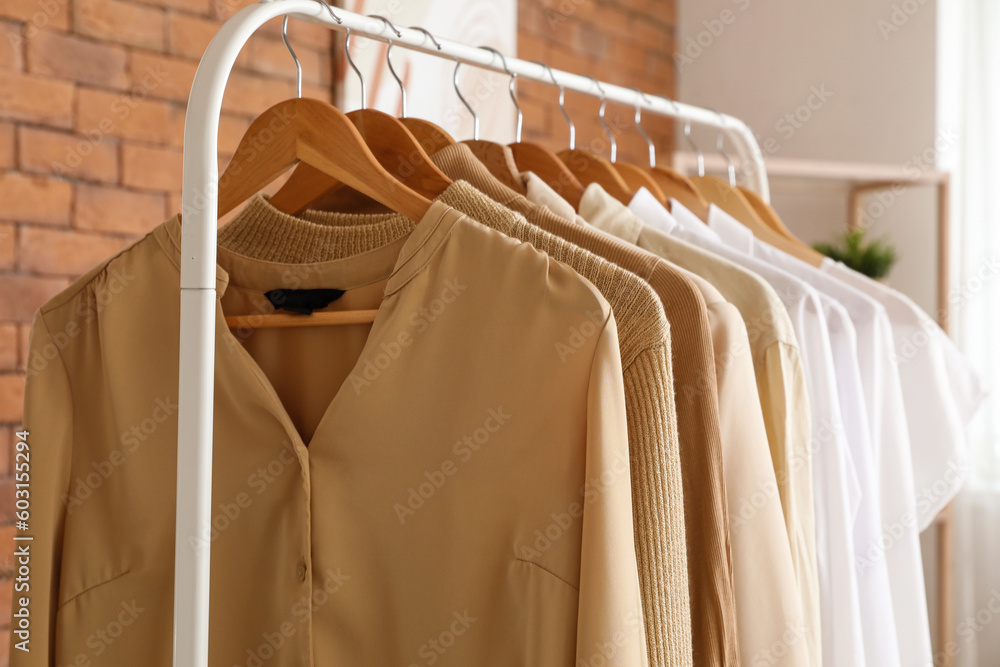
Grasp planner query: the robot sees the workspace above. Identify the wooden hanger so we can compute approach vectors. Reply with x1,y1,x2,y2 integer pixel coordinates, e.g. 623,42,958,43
738,185,827,265
394,26,457,154
217,102,434,220
614,162,666,203
217,97,436,328
269,107,452,214
402,117,455,153
507,62,584,210
269,23,450,215
658,114,714,220
462,140,527,193
224,309,382,331
452,49,526,194
739,186,797,240
558,148,635,204
508,142,584,209
557,77,635,204
690,174,824,266
609,90,668,205
646,165,711,220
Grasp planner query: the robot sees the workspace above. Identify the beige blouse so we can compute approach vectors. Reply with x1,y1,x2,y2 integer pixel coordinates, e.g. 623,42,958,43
15,202,648,666
294,178,693,667
631,222,820,666
588,206,814,666
574,185,738,666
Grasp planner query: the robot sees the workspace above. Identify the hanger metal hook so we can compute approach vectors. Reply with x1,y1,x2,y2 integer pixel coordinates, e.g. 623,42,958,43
452,59,479,140
659,94,704,176
281,16,302,98
633,89,657,168
407,26,443,119
343,27,366,110
534,61,574,150
479,45,522,143
684,121,705,177
366,15,405,116
314,0,343,24
710,108,737,186
408,25,443,50
585,75,616,162
285,2,344,97
366,13,401,38
663,96,704,177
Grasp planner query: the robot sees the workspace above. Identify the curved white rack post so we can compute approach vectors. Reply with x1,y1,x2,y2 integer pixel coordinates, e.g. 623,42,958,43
175,2,772,664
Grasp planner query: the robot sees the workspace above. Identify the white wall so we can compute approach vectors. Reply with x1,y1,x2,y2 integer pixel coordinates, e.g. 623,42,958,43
677,0,942,314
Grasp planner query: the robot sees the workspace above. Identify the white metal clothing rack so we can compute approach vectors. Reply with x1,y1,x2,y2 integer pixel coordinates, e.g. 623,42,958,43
174,1,772,664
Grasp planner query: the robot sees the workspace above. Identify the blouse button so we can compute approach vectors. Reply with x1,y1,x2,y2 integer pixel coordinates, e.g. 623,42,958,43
297,559,307,582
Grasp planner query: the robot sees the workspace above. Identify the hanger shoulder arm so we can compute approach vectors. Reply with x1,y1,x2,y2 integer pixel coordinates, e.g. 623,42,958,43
461,140,527,194
349,110,451,196
614,162,667,203
401,117,455,153
558,148,635,204
218,99,301,217
295,99,435,220
508,142,584,209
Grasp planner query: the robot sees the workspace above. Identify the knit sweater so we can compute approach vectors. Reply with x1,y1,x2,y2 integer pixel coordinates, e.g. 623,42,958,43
427,146,735,666
220,182,694,667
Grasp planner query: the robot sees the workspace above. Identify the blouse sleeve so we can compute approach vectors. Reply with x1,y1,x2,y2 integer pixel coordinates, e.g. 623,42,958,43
10,312,74,666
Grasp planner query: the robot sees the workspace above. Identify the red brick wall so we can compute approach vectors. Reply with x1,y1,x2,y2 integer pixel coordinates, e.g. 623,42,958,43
518,0,677,165
0,0,335,657
0,0,674,659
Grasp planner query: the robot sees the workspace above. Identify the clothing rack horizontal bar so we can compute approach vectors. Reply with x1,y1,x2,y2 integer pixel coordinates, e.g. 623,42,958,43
262,0,769,199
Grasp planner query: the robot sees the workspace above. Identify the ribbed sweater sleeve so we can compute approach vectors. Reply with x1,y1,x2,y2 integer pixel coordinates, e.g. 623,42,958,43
648,270,738,667
623,345,694,667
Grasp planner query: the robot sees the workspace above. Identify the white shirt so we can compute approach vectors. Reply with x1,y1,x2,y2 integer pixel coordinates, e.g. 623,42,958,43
706,205,756,253
734,223,930,667
672,202,866,667
822,260,989,529
632,188,678,235
666,196,720,244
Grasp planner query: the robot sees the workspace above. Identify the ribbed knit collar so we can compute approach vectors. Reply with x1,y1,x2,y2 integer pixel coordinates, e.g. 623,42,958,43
156,196,460,297
218,195,414,263
211,182,494,268
432,144,523,207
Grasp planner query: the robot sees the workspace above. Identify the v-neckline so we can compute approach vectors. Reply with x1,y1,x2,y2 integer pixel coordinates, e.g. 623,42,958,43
155,194,461,452
220,292,394,451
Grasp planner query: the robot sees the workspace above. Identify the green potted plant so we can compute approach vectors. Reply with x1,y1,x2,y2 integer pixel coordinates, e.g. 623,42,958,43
813,228,898,279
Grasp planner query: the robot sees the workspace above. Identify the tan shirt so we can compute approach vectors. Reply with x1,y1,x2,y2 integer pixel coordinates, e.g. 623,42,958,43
518,170,578,222
574,186,739,666
639,219,820,666
429,146,734,666
304,177,693,667
16,201,649,666
590,204,813,666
